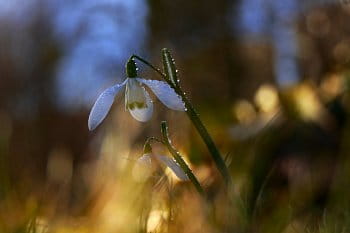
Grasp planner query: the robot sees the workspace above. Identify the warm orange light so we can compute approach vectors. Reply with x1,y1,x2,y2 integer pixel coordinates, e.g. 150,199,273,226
320,74,342,100
232,100,256,124
147,210,168,232
293,84,323,121
47,147,73,184
254,84,279,113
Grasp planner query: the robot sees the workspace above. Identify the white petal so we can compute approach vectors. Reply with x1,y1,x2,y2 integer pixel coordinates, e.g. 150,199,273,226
88,82,125,130
126,79,153,122
136,79,185,111
154,155,189,181
137,154,152,166
133,154,152,182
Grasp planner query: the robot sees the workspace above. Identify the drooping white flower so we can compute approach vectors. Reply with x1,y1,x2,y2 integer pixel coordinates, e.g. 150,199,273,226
137,153,189,181
88,76,185,130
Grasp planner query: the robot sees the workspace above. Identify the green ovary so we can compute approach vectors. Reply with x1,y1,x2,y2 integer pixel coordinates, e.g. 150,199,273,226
127,101,147,110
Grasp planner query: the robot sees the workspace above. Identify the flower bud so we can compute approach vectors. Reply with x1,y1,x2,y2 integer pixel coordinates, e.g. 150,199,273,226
126,58,137,78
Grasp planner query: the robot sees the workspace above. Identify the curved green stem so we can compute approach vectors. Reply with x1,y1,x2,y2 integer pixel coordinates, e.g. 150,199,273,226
131,55,165,77
143,137,162,154
161,121,205,196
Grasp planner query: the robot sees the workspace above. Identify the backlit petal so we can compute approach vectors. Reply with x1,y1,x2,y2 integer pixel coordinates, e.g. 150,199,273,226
88,82,125,130
137,154,152,166
137,79,185,111
154,155,189,181
133,154,153,182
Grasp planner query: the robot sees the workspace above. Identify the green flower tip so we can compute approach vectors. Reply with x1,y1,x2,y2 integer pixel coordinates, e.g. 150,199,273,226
126,58,138,78
143,142,152,154
127,101,147,110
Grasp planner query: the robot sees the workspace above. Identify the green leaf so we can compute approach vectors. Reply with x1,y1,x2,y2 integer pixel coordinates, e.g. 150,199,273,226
161,48,179,87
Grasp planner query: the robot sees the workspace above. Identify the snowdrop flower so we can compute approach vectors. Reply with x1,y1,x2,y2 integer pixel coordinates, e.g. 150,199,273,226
88,59,185,130
137,153,189,181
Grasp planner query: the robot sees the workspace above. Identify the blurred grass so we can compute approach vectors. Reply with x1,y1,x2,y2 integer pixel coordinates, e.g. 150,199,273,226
2,72,350,232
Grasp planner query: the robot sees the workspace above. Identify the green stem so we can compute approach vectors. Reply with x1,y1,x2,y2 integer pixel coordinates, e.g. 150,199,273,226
173,84,232,185
161,121,205,196
132,52,232,186
161,48,232,186
131,55,165,77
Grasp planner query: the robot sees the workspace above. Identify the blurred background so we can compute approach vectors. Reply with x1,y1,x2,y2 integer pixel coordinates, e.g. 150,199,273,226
1,0,350,232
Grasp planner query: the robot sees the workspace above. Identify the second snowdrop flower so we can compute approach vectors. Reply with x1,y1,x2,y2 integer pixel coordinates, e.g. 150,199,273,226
137,153,189,181
88,59,185,131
